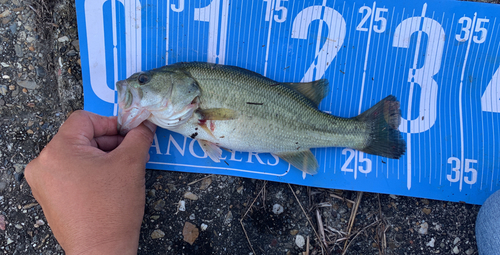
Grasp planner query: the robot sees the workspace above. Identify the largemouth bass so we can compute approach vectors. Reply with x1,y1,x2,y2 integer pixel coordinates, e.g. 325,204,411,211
117,62,405,174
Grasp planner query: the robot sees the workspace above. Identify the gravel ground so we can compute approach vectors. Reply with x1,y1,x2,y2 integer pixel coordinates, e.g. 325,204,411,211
0,0,497,254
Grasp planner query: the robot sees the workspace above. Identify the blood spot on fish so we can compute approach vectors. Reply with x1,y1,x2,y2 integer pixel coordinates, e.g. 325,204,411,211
210,121,215,132
199,119,207,125
190,132,198,139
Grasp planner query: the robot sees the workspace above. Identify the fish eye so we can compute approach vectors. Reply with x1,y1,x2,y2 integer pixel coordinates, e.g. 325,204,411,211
137,74,150,85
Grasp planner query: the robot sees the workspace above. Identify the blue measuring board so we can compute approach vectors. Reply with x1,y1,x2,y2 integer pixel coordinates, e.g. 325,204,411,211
75,0,500,205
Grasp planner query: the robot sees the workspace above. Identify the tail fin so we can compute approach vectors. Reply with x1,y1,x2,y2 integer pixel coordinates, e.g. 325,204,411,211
356,95,406,159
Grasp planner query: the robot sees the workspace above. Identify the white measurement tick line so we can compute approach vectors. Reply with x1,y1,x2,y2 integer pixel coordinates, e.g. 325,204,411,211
405,4,426,190
459,13,477,192
263,0,276,77
112,0,118,116
354,1,376,181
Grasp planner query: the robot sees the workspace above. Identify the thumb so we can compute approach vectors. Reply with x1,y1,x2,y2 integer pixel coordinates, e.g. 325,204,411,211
113,121,156,164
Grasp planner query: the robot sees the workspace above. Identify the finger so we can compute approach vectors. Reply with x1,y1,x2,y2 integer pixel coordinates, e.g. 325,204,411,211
93,135,125,151
59,111,119,145
111,121,156,164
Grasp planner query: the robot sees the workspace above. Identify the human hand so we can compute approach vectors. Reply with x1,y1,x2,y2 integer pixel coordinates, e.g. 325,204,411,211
25,110,156,255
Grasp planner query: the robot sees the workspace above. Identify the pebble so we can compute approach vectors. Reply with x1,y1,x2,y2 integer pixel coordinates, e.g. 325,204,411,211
183,222,199,245
3,75,10,79
13,164,24,173
9,23,17,34
34,219,45,228
422,208,431,215
0,215,5,231
200,223,208,231
0,182,7,191
17,80,39,90
0,10,10,18
14,44,23,57
178,200,186,211
36,66,46,77
151,229,165,239
272,204,284,215
72,40,80,51
189,214,195,220
295,235,305,248
153,199,165,211
453,246,460,254
26,37,35,43
290,229,299,236
0,84,7,95
0,62,9,67
426,238,435,247
14,224,22,229
453,237,460,245
418,222,428,235
224,211,233,225
58,36,69,42
236,186,244,194
466,248,474,255
184,192,199,201
199,177,212,190
150,215,160,220
389,194,398,199
6,238,13,245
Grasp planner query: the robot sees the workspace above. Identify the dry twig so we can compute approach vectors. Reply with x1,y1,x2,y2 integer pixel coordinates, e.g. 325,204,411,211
187,174,213,186
240,181,267,255
343,191,364,251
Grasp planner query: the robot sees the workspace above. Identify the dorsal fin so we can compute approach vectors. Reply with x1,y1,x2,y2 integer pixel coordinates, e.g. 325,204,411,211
283,79,329,107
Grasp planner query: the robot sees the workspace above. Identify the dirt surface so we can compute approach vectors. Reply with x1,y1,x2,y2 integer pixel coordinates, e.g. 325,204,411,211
0,0,497,254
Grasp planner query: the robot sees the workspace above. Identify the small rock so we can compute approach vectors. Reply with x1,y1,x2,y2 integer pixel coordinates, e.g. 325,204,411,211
26,37,35,43
453,246,459,254
14,224,22,229
200,223,208,231
13,164,24,173
36,66,46,77
272,204,284,215
453,237,460,245
9,23,17,34
389,194,398,199
0,10,10,18
150,215,160,220
236,186,244,194
295,235,305,248
3,75,11,79
72,40,80,51
1,62,9,67
0,215,5,230
0,182,7,191
35,219,45,227
422,208,431,215
178,200,186,211
0,99,4,106
189,214,195,220
0,85,7,95
6,238,13,245
151,229,165,239
224,211,233,225
290,229,299,236
184,192,198,201
17,80,38,90
14,44,23,57
183,222,199,245
66,50,78,57
58,36,69,42
199,177,212,190
426,238,435,247
418,222,428,235
465,248,474,255
421,199,430,205
153,199,165,211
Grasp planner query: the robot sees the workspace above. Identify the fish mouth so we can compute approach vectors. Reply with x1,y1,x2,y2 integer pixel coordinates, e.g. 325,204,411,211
116,79,151,135
117,107,152,136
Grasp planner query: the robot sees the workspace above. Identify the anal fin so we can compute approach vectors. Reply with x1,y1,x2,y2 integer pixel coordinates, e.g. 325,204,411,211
198,139,222,163
274,150,318,175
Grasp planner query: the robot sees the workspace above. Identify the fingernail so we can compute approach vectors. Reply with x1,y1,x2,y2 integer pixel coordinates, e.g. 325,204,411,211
143,120,157,133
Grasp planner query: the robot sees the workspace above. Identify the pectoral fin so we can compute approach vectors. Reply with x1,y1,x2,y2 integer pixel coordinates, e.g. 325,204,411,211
198,139,222,163
197,108,238,120
274,150,318,175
